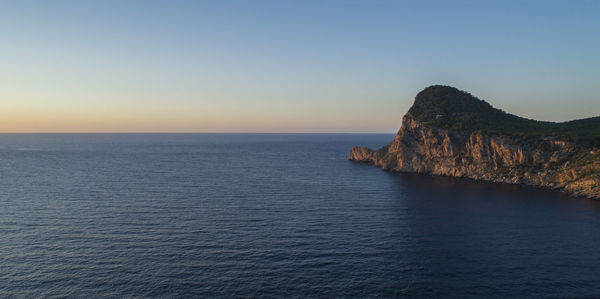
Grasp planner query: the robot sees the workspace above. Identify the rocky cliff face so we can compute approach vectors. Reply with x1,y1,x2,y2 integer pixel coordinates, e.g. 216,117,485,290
350,86,600,199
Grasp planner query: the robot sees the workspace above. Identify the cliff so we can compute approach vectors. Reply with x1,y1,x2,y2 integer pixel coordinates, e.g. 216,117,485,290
350,85,600,199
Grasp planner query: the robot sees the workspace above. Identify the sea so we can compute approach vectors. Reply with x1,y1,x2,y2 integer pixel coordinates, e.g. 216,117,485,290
1,133,599,298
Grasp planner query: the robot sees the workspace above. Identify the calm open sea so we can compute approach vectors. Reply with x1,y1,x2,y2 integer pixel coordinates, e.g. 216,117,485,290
1,133,599,298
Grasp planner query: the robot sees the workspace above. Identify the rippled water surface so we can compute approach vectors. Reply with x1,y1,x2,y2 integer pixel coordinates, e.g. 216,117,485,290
1,134,600,298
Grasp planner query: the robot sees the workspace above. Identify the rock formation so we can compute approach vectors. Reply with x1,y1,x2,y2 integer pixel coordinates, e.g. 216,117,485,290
350,85,600,199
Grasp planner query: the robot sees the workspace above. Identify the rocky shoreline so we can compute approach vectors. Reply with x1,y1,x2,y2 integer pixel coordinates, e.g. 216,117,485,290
350,86,600,199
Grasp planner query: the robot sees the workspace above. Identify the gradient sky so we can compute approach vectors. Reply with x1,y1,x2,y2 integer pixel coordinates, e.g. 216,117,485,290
1,0,599,132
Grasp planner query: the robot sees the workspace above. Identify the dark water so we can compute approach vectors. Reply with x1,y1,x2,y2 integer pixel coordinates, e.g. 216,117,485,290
1,134,599,298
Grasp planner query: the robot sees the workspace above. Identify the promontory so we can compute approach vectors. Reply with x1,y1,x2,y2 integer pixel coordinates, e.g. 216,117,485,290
349,85,600,199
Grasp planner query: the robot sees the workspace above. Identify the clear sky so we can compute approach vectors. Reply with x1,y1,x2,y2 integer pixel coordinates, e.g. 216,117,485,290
1,0,598,133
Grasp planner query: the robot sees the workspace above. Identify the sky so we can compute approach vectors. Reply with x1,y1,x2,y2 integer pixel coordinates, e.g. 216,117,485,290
1,0,599,133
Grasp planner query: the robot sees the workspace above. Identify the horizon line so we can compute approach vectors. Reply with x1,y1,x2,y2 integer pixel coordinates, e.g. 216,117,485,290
0,131,397,134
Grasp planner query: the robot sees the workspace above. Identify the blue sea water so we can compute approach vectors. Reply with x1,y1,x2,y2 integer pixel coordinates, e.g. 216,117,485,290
1,133,599,298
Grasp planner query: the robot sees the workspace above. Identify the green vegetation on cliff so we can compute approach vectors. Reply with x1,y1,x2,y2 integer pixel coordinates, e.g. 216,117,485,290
408,85,600,146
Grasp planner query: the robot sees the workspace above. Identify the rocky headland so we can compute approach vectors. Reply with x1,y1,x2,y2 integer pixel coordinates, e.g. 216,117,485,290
350,85,600,199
